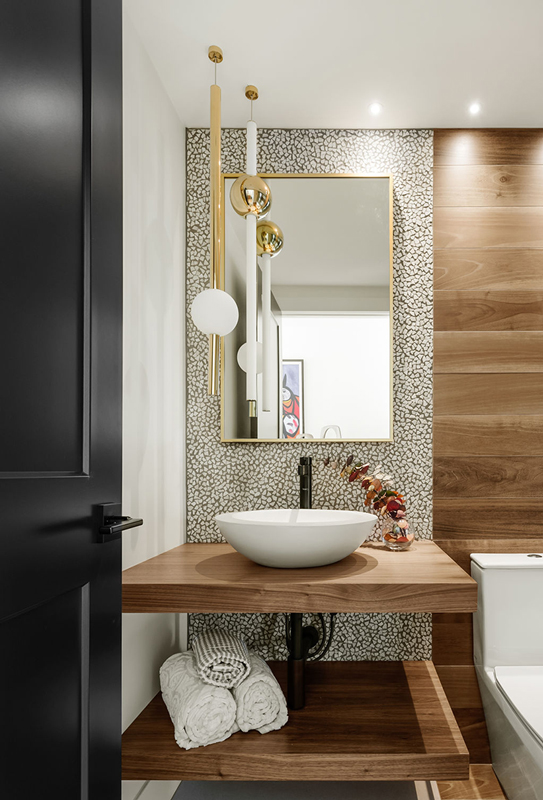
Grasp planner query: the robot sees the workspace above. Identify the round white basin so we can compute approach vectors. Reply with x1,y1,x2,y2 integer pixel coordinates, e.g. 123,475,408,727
215,509,377,569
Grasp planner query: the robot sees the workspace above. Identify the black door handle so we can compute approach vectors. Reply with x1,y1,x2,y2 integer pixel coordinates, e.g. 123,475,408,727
98,503,143,543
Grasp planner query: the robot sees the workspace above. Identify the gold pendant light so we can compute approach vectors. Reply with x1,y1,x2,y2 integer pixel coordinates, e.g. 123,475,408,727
208,46,222,396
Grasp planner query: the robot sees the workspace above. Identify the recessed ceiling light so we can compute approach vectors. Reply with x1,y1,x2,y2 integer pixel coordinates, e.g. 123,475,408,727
369,102,383,115
469,102,481,115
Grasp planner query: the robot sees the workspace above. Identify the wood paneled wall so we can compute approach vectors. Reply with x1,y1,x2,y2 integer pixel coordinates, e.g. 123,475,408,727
433,129,543,764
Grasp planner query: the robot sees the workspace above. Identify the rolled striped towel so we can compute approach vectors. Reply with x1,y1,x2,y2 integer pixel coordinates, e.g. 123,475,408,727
160,652,239,750
193,628,251,688
234,652,288,734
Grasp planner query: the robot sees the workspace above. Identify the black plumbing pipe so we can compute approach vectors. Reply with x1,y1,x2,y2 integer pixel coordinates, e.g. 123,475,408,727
287,613,305,709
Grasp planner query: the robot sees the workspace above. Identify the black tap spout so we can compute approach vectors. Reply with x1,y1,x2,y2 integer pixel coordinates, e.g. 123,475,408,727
298,456,312,509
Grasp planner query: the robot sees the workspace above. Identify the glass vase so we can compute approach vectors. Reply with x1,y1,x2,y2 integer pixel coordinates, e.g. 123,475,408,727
381,519,414,551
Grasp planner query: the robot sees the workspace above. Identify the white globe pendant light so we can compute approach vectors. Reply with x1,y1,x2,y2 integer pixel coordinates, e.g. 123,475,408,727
191,288,239,336
237,341,263,374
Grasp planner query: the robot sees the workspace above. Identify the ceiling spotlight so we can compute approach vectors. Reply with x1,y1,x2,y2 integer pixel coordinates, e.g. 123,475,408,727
369,102,383,115
469,102,481,115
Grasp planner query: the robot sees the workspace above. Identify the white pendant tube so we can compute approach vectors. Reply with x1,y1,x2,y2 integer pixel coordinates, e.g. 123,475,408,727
260,253,273,412
245,119,258,404
246,120,257,176
245,213,257,401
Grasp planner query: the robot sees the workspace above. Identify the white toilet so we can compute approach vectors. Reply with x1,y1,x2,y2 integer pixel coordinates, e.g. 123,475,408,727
472,553,543,800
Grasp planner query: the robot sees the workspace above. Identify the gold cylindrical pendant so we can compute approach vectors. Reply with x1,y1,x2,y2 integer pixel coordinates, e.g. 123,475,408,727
208,82,221,395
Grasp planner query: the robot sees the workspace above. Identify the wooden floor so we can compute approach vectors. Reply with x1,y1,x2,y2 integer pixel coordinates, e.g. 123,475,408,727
438,765,506,800
122,541,477,614
122,661,469,782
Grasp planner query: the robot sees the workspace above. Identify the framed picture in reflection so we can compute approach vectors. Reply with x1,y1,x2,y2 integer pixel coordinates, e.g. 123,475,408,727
282,359,304,440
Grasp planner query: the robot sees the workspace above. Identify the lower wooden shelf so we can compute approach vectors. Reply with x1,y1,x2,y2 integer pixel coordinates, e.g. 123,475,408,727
438,765,506,800
122,661,469,782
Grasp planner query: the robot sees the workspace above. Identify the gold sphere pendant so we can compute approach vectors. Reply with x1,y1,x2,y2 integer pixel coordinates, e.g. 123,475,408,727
256,220,284,257
230,174,272,218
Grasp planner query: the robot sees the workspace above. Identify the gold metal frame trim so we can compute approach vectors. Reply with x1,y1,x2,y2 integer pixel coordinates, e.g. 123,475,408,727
219,173,394,443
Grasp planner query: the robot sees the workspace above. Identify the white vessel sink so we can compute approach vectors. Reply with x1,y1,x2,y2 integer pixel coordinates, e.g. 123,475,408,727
215,509,377,569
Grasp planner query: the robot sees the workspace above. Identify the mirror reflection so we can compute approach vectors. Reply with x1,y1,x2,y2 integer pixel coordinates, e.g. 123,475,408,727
222,175,392,441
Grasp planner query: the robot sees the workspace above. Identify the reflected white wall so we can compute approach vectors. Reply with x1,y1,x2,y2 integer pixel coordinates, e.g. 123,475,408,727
282,315,390,439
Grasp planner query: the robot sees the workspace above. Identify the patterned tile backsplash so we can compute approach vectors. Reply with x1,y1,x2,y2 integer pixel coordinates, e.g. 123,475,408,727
186,128,433,660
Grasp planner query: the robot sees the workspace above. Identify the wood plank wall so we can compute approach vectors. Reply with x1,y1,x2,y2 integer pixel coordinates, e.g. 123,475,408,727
433,129,543,764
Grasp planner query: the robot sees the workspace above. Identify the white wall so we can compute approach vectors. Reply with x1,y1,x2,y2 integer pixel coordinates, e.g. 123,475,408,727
122,11,185,800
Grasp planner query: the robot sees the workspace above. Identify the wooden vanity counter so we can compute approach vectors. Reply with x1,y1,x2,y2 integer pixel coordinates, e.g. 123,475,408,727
122,540,477,614
122,541,475,782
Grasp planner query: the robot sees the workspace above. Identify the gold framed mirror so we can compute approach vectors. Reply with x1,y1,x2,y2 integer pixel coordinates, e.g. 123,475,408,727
221,173,393,443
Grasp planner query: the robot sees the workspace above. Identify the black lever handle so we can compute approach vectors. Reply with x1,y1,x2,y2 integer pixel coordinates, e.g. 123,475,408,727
101,515,143,535
98,503,143,543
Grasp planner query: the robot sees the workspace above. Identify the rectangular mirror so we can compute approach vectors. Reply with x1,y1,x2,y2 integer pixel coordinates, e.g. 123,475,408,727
221,173,393,442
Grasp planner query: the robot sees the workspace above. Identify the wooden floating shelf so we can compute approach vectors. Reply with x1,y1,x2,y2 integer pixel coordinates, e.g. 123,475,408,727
122,540,477,614
122,661,469,782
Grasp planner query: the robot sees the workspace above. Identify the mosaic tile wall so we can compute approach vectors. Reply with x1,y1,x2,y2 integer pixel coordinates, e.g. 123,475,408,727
186,128,433,660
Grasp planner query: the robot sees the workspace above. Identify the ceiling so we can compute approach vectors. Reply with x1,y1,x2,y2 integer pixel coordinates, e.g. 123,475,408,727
126,0,543,129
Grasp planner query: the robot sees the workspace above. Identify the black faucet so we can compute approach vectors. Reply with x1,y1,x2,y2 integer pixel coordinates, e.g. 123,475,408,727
298,456,312,509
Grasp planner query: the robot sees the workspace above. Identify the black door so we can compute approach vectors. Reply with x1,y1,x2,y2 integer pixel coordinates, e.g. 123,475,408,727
0,1,124,798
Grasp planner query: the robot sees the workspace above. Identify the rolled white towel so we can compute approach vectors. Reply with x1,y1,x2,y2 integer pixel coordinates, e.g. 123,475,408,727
234,652,288,734
193,628,251,688
160,652,239,750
